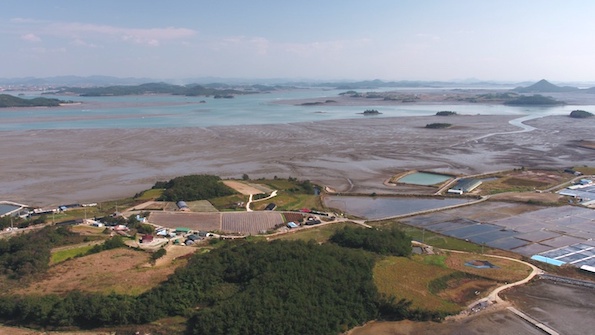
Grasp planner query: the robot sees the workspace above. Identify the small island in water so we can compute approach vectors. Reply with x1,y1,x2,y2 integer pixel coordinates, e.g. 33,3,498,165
361,109,382,115
0,94,70,108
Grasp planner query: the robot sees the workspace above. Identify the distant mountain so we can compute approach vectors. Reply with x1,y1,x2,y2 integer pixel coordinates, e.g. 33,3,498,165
512,79,579,93
50,82,272,97
0,75,154,87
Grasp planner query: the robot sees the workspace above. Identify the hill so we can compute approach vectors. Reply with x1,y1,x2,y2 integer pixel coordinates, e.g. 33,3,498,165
512,79,578,93
0,94,64,107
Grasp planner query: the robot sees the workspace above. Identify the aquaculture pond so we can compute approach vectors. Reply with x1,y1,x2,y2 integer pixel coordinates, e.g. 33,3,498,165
324,196,475,220
397,172,452,186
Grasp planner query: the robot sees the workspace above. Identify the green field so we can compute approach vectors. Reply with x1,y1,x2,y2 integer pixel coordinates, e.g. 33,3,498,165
135,188,164,200
51,244,96,264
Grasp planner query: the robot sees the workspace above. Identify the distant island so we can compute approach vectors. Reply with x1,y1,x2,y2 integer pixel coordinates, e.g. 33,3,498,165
436,111,457,116
49,82,271,97
425,123,452,129
362,109,381,115
504,94,564,106
0,94,68,108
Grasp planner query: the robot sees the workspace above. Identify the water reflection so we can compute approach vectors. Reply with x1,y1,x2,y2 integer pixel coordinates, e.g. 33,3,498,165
324,195,475,220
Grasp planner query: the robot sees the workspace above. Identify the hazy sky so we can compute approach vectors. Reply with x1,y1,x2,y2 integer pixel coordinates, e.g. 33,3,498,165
2,1,595,82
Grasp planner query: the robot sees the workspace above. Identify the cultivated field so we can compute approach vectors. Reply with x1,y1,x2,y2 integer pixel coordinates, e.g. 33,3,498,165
221,211,284,234
149,212,221,231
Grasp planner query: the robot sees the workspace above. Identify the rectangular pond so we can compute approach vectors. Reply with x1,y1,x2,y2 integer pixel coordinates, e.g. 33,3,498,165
324,195,474,220
397,172,452,186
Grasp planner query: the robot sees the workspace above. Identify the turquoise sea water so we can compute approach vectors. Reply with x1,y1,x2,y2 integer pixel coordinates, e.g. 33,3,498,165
0,89,588,130
398,172,452,185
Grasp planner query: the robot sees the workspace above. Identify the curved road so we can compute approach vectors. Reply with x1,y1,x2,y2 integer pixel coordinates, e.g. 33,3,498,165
444,249,544,309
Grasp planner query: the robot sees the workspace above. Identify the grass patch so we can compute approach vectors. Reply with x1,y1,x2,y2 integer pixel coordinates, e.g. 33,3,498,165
574,166,595,175
272,222,351,243
374,256,461,314
423,254,447,268
370,220,483,253
443,252,531,282
254,193,322,211
135,188,164,201
209,194,249,211
50,244,98,265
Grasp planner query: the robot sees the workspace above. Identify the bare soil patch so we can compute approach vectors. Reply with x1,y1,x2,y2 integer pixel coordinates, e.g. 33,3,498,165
223,180,265,195
16,248,179,296
152,244,197,267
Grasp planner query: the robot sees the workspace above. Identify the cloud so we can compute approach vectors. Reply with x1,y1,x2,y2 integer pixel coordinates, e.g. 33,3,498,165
10,18,196,47
48,22,196,46
21,33,41,42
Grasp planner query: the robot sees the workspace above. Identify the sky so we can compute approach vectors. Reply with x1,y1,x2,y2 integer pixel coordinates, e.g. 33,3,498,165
1,0,595,82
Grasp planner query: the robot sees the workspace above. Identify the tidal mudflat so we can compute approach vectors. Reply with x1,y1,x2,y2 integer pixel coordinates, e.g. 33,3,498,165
1,114,593,206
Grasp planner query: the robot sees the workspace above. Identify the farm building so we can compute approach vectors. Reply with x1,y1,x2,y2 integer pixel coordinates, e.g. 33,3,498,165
448,178,482,194
177,201,190,211
286,222,299,229
265,203,276,211
175,227,191,234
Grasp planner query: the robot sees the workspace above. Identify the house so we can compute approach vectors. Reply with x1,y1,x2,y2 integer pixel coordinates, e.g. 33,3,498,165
141,235,154,243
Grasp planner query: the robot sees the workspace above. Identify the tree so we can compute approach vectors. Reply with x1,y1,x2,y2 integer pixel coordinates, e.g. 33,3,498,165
242,174,250,180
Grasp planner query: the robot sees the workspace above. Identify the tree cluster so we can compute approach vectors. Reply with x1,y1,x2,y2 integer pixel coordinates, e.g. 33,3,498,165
329,226,411,256
154,174,236,202
0,226,76,279
425,123,452,129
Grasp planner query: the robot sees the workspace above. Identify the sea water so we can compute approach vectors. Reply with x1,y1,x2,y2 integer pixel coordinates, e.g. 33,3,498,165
0,89,585,130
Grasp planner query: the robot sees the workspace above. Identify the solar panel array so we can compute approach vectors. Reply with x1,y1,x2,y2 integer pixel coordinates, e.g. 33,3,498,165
403,205,595,268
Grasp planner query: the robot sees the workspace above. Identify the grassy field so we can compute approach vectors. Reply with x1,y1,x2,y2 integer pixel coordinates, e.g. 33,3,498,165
374,252,531,315
253,193,322,211
370,220,483,253
374,256,461,314
135,188,164,201
574,166,595,175
271,222,351,243
477,169,574,195
50,244,97,265
18,248,182,296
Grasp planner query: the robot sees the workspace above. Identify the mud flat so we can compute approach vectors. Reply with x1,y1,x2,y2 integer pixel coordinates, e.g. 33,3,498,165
0,114,593,205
